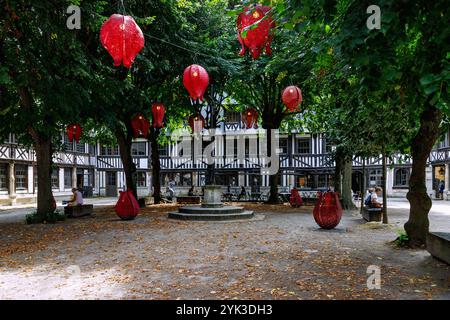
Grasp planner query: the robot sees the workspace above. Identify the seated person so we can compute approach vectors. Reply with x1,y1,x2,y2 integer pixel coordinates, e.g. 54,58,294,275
67,188,83,206
188,186,195,196
370,187,383,208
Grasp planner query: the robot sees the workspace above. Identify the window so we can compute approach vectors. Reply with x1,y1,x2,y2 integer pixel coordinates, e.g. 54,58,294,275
297,175,313,189
369,169,382,187
75,142,85,153
136,172,147,187
323,138,332,154
64,168,72,188
157,144,167,157
394,168,410,187
296,138,311,154
63,135,73,152
131,142,146,156
100,146,119,155
106,171,116,186
279,138,288,154
0,164,7,191
15,165,28,190
51,168,59,189
224,111,241,123
88,144,96,156
181,172,192,186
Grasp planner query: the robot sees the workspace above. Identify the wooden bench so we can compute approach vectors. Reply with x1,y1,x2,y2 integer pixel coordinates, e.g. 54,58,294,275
362,206,382,222
64,204,94,218
176,196,201,204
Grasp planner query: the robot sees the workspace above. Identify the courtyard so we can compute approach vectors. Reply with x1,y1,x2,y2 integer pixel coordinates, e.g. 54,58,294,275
0,200,448,300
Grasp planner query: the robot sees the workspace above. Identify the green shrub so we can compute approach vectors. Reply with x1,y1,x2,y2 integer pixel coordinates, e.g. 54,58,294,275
394,228,410,247
25,209,67,224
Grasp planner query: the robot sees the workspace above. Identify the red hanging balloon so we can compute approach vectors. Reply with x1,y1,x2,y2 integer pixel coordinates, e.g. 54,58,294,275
151,103,166,129
242,108,258,129
188,114,205,133
183,64,209,101
131,113,150,138
282,86,303,112
237,5,275,59
313,192,343,229
66,124,82,143
100,14,145,68
115,189,139,220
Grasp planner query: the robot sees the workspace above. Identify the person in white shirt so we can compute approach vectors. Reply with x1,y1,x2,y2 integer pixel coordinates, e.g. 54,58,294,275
68,188,83,206
370,187,383,208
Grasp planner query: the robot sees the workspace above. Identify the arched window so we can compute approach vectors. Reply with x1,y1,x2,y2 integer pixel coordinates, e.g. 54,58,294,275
394,168,410,187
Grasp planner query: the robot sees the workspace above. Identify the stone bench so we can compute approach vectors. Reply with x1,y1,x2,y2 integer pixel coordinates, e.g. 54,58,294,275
427,232,450,265
176,196,201,204
361,206,382,222
64,204,93,218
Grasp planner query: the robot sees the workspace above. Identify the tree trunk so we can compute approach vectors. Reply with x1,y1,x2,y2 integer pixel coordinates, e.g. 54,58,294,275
382,147,388,224
334,148,344,194
266,128,280,204
150,128,162,204
116,130,137,199
405,105,442,247
360,157,366,214
341,157,356,209
33,133,54,217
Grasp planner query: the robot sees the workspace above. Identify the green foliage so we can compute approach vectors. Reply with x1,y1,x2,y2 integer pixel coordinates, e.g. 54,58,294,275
394,228,410,247
25,209,67,224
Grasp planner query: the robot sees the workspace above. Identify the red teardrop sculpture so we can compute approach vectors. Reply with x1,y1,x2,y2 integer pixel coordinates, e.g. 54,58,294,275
183,64,209,101
242,108,258,129
115,189,139,220
282,86,302,112
237,5,275,59
289,188,303,207
100,14,145,68
313,192,343,229
151,103,166,129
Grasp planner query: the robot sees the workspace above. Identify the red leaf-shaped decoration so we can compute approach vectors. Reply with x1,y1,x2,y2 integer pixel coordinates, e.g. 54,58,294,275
115,189,139,220
242,108,258,129
151,103,166,129
100,14,145,68
66,123,82,143
313,192,343,229
183,64,209,101
282,85,302,112
188,114,205,132
131,113,150,138
237,5,275,59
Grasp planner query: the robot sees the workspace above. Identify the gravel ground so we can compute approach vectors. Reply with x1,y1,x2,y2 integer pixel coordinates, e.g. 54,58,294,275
0,202,449,300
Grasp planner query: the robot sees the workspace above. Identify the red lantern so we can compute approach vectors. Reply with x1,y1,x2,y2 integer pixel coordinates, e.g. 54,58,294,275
289,188,303,208
100,14,145,68
188,114,205,132
282,86,302,112
313,192,343,229
66,124,82,143
183,64,209,101
237,5,275,59
151,103,165,129
242,108,258,129
115,189,139,220
131,113,150,138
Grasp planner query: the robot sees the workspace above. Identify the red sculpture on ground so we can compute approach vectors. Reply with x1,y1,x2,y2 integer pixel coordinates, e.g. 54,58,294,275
237,5,275,59
131,114,150,138
100,14,145,68
115,189,139,220
183,64,209,101
188,114,205,132
242,108,258,129
313,192,343,229
152,103,166,129
66,124,82,143
282,85,303,112
289,187,303,207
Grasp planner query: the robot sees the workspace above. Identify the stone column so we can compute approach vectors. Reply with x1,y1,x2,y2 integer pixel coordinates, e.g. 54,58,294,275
8,162,16,204
72,166,77,188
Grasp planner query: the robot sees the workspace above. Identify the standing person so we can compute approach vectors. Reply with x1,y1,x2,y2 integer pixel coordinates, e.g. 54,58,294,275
370,187,383,208
67,188,83,207
439,180,445,199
